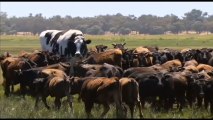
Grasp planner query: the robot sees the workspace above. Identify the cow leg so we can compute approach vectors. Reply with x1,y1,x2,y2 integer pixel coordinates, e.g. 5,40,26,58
84,102,94,118
129,103,135,118
204,96,209,110
54,97,61,110
20,83,26,99
11,84,14,93
197,97,203,108
178,97,185,112
137,100,144,118
34,95,40,109
3,79,10,97
67,94,74,114
42,96,50,110
100,103,110,118
210,102,213,115
140,98,145,109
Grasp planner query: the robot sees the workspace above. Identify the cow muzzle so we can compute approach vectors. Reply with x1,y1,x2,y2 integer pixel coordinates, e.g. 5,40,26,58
75,53,82,58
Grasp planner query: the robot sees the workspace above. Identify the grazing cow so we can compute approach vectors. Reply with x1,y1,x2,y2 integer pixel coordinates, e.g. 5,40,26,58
119,77,143,118
80,77,127,118
82,49,123,68
39,29,91,58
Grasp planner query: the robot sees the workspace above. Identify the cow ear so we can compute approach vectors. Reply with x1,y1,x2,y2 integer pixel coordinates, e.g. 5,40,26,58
85,39,91,44
112,43,116,47
122,43,126,46
104,46,108,49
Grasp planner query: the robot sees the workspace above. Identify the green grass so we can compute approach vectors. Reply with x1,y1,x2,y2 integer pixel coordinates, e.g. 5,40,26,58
1,34,213,118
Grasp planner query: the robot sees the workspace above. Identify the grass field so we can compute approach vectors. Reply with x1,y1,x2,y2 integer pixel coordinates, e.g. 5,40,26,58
0,34,213,118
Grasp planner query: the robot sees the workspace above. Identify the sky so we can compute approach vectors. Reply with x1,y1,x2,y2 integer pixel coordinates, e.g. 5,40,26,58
1,2,213,18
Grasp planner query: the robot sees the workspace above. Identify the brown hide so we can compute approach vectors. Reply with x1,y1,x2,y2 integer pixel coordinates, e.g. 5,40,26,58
1,57,33,96
119,77,143,118
184,59,198,67
84,49,123,67
80,77,126,118
161,59,182,71
197,64,213,73
133,47,150,54
34,69,73,111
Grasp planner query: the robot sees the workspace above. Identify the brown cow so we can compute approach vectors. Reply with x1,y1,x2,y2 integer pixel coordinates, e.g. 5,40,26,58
0,52,12,62
33,69,73,112
133,46,150,54
133,47,153,67
80,77,127,118
1,57,36,96
24,62,71,76
82,48,123,68
119,77,143,118
197,64,213,73
96,45,108,53
19,50,48,67
161,59,182,71
183,65,199,73
184,59,198,67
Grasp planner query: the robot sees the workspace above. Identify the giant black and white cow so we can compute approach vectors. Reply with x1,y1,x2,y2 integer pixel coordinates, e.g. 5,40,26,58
40,29,91,58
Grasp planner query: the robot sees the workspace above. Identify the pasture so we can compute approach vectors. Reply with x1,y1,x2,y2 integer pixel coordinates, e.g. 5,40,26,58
0,34,213,118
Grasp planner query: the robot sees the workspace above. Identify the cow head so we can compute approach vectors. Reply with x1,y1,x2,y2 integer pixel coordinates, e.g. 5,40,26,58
148,73,164,87
112,43,126,50
95,45,108,53
73,35,91,58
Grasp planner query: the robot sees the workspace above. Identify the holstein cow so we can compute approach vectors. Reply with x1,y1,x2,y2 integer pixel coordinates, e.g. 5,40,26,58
39,29,91,58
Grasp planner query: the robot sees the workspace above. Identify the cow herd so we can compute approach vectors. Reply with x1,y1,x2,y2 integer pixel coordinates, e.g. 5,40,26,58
1,30,213,118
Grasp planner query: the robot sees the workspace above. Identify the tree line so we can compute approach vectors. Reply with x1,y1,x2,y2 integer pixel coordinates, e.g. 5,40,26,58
1,9,213,35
